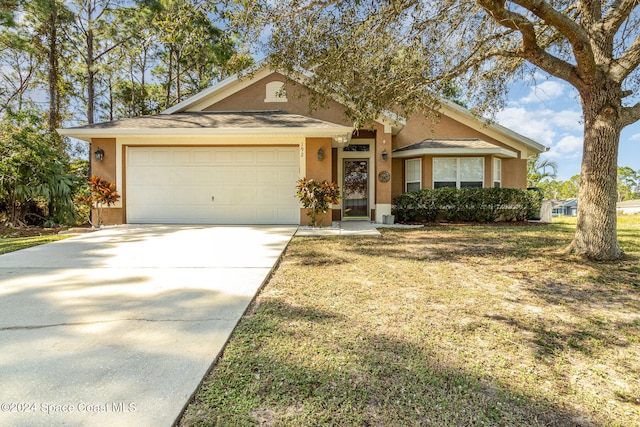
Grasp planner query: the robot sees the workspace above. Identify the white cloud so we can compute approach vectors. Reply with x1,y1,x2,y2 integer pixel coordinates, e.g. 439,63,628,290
520,80,567,104
545,135,583,159
496,107,557,145
549,110,582,132
630,133,640,141
496,105,582,144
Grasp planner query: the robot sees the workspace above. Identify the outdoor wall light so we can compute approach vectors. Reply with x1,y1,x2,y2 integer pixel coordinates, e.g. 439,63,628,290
94,147,105,162
381,149,388,162
317,148,324,161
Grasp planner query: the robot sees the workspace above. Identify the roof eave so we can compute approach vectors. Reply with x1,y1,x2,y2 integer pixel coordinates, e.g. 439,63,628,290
57,126,354,142
439,99,548,155
392,147,518,159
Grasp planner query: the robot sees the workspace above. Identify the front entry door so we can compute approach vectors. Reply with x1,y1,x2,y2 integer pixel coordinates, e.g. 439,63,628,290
343,160,369,218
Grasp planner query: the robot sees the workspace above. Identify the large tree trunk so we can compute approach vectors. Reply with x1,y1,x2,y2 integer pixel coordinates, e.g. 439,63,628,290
569,84,624,260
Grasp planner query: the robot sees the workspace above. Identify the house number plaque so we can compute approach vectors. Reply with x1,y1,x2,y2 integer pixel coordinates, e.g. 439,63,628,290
378,170,391,183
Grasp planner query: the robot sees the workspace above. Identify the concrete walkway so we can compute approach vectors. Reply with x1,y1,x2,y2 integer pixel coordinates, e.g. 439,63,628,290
295,221,382,237
0,225,296,427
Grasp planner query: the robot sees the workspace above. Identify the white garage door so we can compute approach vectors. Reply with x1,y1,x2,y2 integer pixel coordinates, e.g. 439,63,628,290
126,146,300,224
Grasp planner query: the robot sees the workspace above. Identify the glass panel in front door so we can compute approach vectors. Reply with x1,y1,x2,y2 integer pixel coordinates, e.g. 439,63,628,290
344,160,369,218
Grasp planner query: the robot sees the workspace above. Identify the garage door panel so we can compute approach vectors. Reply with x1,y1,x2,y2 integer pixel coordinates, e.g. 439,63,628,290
235,151,255,163
151,150,171,163
278,150,298,163
278,169,299,183
193,151,212,163
213,150,235,163
128,149,151,165
172,150,191,163
127,147,300,224
256,151,276,163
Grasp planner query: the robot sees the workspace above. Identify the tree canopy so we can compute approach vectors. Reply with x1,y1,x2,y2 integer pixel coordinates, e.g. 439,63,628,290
0,0,246,226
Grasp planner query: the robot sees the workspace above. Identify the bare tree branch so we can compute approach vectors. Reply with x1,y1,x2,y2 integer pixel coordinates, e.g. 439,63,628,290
621,101,640,126
603,0,640,35
476,0,583,86
611,31,640,81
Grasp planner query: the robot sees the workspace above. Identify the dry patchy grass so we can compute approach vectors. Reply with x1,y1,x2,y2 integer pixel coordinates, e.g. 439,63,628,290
180,216,640,427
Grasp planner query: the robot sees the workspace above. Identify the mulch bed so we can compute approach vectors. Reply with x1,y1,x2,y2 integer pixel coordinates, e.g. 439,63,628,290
0,225,66,237
404,221,550,227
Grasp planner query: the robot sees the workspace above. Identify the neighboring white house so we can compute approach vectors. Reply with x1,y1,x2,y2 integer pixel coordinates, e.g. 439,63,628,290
549,198,578,216
617,199,640,214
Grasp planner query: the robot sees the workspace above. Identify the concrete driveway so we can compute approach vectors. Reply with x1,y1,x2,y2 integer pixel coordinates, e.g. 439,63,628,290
0,225,296,427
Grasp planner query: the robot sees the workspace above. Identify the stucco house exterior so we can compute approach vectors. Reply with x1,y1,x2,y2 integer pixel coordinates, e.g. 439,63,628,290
617,199,640,214
550,198,579,216
58,65,546,226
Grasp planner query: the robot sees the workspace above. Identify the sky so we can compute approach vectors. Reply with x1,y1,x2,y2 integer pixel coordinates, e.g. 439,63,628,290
495,73,640,181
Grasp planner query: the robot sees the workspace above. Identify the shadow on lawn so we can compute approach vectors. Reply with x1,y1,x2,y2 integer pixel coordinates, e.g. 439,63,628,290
180,300,591,427
343,227,572,262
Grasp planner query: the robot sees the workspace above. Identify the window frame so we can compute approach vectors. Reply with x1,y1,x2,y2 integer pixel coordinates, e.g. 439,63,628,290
264,81,288,103
493,158,502,188
432,157,485,189
405,158,422,192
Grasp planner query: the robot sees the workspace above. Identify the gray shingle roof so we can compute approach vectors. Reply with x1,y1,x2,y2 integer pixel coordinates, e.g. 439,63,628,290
64,110,345,130
394,138,498,152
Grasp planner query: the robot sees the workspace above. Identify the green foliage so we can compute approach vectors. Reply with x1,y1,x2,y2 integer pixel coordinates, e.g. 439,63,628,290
617,166,640,201
527,155,558,188
0,108,77,225
111,80,165,117
0,0,18,27
85,175,120,227
393,187,541,223
152,0,242,106
537,175,580,199
295,178,340,227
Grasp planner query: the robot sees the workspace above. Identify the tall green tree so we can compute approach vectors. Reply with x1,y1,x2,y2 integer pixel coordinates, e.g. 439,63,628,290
65,0,134,124
22,0,73,142
105,4,162,118
527,155,558,188
617,166,640,201
0,108,76,224
537,175,580,199
227,0,640,260
0,30,37,112
153,0,239,108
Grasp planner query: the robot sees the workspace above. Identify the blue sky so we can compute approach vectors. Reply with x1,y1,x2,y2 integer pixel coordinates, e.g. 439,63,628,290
495,73,640,180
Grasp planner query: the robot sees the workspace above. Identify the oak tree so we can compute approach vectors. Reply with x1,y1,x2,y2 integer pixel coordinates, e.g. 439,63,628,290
227,0,640,260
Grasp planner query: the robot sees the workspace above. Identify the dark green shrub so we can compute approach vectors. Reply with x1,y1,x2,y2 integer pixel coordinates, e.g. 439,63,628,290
392,187,542,223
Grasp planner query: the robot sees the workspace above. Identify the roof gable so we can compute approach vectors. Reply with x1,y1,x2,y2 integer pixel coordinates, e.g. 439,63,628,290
161,63,546,156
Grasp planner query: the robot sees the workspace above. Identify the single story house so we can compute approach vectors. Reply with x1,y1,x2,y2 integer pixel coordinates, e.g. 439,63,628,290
549,198,579,216
617,199,640,214
58,64,546,226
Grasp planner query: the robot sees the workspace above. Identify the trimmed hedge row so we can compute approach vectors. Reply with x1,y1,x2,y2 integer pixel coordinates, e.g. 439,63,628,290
392,187,542,223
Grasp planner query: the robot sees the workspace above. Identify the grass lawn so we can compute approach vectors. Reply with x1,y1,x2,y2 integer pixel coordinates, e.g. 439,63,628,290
0,235,69,255
180,216,640,427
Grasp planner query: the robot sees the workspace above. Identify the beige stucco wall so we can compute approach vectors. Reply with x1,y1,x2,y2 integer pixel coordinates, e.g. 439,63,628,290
90,138,117,182
501,158,527,188
90,138,123,225
374,123,393,206
204,72,353,127
393,112,521,156
300,137,334,226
